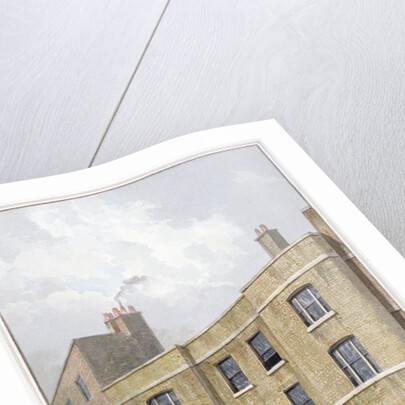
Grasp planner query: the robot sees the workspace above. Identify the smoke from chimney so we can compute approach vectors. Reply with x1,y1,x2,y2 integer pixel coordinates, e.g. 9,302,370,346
114,275,148,304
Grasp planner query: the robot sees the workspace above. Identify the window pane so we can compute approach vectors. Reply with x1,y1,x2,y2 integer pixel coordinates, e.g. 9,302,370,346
342,366,362,387
249,332,282,371
331,337,380,387
230,372,251,391
351,358,376,382
148,390,182,405
264,352,282,370
339,341,361,363
218,357,240,378
308,284,320,298
291,298,312,326
365,354,382,373
352,337,366,354
218,357,250,392
290,285,331,326
156,394,172,405
296,289,315,309
262,346,276,361
250,333,271,356
318,296,331,311
169,391,181,405
332,352,347,369
75,376,91,401
169,391,180,401
286,384,314,405
306,302,326,321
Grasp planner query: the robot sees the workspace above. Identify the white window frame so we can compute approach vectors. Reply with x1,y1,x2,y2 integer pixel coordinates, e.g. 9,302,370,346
290,285,331,325
247,331,283,371
147,390,181,405
331,337,380,386
284,382,314,405
216,356,251,394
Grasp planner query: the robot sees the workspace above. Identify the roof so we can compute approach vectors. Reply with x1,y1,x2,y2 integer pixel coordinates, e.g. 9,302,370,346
74,333,155,387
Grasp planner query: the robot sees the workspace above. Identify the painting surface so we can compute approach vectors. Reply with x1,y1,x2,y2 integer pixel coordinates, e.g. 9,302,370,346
0,146,314,399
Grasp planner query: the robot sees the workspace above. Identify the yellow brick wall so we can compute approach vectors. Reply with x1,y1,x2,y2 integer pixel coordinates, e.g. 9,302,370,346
344,368,405,405
123,368,214,405
185,296,256,361
104,347,187,404
302,206,405,327
242,234,335,308
103,234,405,405
192,321,299,405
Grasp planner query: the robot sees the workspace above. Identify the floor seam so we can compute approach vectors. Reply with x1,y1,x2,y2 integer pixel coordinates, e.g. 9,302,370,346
88,0,173,168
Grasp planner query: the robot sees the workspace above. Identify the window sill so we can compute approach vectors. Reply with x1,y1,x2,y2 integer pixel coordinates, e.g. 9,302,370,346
334,362,405,405
233,384,255,398
307,311,336,332
267,360,287,375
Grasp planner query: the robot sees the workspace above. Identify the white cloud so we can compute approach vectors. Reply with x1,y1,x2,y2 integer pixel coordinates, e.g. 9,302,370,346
0,197,248,314
1,199,246,293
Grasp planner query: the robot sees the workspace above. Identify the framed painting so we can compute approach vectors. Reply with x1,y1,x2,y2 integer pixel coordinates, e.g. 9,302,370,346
0,120,404,405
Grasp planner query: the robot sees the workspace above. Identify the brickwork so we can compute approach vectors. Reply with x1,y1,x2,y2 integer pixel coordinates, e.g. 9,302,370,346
344,368,405,405
104,347,188,403
302,206,405,327
52,345,109,405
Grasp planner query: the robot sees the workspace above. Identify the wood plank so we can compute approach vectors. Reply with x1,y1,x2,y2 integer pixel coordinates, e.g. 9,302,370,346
93,0,405,256
0,0,167,182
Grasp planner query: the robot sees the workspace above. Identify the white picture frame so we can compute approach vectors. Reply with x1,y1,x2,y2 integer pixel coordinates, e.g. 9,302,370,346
0,119,404,404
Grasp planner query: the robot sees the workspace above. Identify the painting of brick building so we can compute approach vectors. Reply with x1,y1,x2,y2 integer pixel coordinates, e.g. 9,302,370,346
0,147,404,404
51,210,405,405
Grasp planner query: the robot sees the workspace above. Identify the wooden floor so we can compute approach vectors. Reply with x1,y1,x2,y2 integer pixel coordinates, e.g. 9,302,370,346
2,0,405,257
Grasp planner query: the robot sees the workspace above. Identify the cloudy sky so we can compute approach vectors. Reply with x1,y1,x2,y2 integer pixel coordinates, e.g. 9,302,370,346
0,146,314,399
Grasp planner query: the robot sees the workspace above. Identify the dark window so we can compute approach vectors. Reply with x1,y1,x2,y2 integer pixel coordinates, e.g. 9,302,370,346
147,390,181,405
75,375,91,401
285,383,314,405
330,337,381,386
65,400,72,405
217,356,251,393
290,284,331,326
248,332,282,371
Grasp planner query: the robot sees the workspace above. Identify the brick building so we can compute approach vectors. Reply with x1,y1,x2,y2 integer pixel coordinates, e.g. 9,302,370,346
52,306,164,405
52,209,405,405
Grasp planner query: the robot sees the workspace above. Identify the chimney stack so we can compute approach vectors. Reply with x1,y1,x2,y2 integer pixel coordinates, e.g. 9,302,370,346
255,224,288,258
103,305,165,357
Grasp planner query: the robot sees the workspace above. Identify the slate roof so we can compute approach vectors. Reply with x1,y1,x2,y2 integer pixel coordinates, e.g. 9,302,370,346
74,333,155,387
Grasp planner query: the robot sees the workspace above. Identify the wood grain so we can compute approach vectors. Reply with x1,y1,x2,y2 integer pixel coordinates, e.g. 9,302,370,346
2,0,405,259
0,0,167,182
92,0,405,256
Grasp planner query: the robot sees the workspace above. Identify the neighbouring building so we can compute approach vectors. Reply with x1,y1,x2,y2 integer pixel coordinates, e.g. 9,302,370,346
52,306,164,405
52,209,405,405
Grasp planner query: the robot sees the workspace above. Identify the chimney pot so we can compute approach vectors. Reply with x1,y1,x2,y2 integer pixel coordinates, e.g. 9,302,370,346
112,307,121,317
127,305,136,313
255,226,288,258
